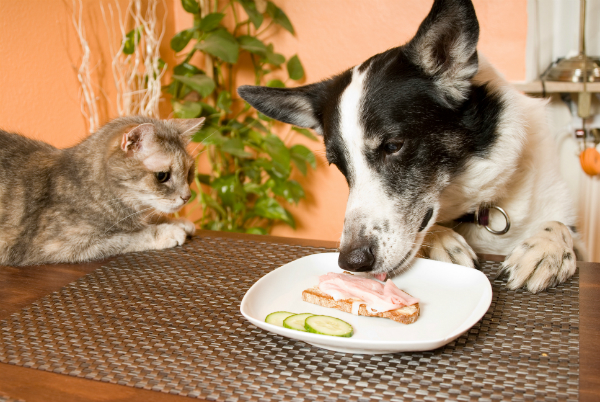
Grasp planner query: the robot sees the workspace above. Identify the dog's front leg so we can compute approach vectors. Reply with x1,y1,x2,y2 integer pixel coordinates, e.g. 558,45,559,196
421,224,479,268
497,221,577,293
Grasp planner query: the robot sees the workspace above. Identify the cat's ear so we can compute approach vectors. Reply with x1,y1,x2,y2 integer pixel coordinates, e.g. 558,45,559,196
121,123,156,155
170,117,206,143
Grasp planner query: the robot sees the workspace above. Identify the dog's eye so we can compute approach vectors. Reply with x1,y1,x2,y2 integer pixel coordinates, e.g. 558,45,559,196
382,141,404,155
155,171,171,183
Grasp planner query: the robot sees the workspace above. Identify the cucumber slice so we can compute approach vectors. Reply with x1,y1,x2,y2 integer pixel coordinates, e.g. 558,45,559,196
283,313,315,331
305,315,354,337
265,311,295,327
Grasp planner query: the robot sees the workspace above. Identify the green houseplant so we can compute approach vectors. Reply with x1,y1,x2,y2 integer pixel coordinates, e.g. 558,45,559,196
166,0,317,235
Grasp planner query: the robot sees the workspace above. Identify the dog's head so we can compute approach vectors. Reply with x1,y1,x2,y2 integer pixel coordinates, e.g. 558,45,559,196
238,0,502,275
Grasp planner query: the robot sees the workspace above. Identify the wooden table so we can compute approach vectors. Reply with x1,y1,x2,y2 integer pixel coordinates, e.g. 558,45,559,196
0,230,598,402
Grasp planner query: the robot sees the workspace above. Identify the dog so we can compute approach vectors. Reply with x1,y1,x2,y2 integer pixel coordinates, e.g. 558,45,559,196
238,0,585,293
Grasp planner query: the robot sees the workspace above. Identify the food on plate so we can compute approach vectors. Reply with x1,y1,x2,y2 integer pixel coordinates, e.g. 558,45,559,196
302,272,420,324
283,313,315,331
266,311,354,337
304,315,353,337
265,311,295,326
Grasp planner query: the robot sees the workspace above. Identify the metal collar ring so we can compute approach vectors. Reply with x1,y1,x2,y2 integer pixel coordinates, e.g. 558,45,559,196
476,206,511,235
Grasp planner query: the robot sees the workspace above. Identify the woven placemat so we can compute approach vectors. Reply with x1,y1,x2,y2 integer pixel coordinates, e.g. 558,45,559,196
0,236,578,401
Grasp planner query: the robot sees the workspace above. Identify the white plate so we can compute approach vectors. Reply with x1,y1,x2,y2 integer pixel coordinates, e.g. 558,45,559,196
240,253,492,354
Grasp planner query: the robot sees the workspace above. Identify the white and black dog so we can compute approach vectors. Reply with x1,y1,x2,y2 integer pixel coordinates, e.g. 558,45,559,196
238,0,585,293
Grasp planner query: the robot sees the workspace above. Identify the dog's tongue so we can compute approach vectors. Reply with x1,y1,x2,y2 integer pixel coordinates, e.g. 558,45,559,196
373,273,387,282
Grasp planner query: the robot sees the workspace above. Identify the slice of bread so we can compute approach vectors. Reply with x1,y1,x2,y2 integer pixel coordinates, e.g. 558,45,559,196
302,286,420,324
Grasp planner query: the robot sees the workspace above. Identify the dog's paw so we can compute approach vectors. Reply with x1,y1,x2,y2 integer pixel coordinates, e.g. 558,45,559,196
153,223,188,249
498,221,576,293
422,225,479,269
168,218,196,236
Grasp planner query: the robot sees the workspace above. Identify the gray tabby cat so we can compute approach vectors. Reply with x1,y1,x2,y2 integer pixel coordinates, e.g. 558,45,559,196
0,116,205,266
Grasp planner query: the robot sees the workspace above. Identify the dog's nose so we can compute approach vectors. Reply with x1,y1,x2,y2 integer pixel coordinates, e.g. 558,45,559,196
338,245,375,272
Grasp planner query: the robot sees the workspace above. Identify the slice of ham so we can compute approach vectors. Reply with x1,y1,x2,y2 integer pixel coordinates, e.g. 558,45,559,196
318,272,418,313
373,273,387,281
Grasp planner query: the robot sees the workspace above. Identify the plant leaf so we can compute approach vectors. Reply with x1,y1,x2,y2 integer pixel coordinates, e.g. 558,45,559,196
217,91,233,113
291,126,318,141
172,100,202,118
199,12,225,31
258,112,272,122
195,29,239,63
272,179,305,204
238,0,263,29
122,27,141,55
201,192,226,217
291,144,316,168
173,62,203,76
211,175,245,208
249,119,268,133
173,74,215,98
189,188,197,204
197,174,211,185
252,197,295,228
263,134,291,168
286,54,304,80
264,45,285,65
290,144,316,175
290,157,306,175
238,35,267,55
192,127,224,145
244,161,267,182
243,182,263,195
266,79,285,88
221,138,253,158
170,29,194,52
246,227,268,235
267,1,294,34
181,0,200,14
198,102,218,117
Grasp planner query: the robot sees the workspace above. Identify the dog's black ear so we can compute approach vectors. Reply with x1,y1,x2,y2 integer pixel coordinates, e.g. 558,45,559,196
405,0,479,107
237,82,328,135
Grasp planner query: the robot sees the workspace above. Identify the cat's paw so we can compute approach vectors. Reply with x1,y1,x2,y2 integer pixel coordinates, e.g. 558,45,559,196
498,221,576,293
154,223,188,249
169,218,196,236
422,224,479,269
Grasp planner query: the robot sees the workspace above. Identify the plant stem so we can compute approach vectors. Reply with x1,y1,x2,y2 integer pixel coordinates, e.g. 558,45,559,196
255,20,274,37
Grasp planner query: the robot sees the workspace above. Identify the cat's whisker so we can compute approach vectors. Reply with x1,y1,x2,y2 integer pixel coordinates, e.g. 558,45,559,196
193,148,209,158
189,131,218,155
189,142,204,155
104,206,154,234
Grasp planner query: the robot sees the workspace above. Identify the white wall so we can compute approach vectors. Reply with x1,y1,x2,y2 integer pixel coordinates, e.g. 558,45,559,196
527,0,600,261
526,0,600,81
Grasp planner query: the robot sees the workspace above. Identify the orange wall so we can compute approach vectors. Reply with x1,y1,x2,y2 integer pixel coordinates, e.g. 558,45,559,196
0,0,527,242
0,0,173,147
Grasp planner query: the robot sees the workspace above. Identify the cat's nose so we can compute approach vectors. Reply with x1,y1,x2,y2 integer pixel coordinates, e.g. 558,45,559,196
180,195,191,203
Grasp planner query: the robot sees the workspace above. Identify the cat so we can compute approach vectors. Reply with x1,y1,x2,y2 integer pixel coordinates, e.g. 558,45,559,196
0,116,204,266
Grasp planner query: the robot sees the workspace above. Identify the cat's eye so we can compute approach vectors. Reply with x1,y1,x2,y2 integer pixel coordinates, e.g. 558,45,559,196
155,171,171,183
382,141,404,155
